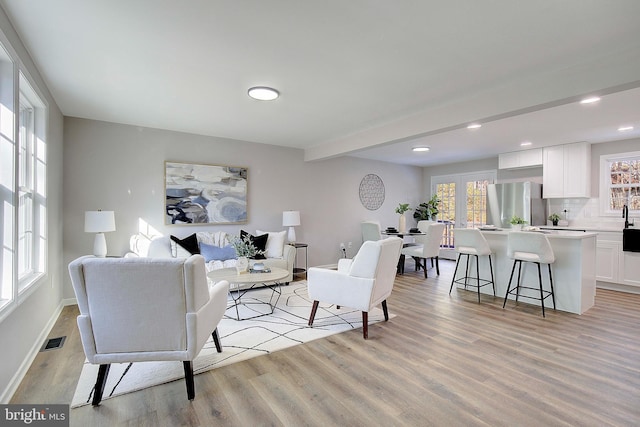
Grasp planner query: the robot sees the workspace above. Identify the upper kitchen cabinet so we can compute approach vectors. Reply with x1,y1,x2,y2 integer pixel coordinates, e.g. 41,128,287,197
498,148,543,169
543,142,591,198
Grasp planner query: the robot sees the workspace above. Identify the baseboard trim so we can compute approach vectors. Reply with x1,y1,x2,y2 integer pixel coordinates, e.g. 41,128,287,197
597,281,640,295
62,297,77,306
0,301,65,403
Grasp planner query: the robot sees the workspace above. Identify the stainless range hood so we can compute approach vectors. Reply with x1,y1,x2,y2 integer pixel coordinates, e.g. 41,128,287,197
487,182,547,228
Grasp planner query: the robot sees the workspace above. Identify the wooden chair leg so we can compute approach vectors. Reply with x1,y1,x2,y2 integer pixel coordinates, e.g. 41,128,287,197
183,361,195,400
212,328,222,353
92,364,111,406
362,311,369,339
435,257,440,275
308,300,319,326
382,300,389,321
422,258,428,278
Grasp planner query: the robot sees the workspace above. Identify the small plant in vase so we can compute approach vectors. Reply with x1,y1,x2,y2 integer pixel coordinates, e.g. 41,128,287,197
395,203,410,233
231,235,264,273
548,213,561,226
510,215,527,230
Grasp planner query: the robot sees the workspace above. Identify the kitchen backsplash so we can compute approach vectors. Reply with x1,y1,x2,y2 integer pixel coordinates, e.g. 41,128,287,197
546,198,629,230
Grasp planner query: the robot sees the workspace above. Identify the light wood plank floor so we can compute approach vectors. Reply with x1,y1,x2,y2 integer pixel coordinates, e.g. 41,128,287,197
11,259,640,426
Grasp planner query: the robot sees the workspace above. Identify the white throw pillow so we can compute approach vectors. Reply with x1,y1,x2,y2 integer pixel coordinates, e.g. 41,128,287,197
256,229,287,258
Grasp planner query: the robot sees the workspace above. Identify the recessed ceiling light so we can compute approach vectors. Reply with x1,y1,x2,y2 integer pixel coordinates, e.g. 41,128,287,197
467,123,482,129
248,86,279,101
580,96,600,104
520,141,532,146
412,147,430,152
618,126,634,132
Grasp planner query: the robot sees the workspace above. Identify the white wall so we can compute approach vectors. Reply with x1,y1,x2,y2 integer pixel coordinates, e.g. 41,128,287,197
0,9,65,402
63,117,424,298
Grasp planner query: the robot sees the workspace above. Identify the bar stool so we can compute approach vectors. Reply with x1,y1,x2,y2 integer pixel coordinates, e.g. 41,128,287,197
503,231,556,317
449,228,495,302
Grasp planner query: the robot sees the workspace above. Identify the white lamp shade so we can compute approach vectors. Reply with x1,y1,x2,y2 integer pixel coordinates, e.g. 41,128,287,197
282,211,301,227
85,211,116,233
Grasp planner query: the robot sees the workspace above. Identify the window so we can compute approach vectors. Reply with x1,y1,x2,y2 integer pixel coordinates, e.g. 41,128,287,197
600,151,640,215
0,37,47,317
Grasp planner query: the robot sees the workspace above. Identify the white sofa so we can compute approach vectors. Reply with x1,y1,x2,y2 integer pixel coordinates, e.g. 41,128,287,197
128,230,296,283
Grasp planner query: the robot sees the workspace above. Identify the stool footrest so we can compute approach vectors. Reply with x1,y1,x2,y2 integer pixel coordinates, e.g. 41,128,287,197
505,285,554,302
452,277,494,288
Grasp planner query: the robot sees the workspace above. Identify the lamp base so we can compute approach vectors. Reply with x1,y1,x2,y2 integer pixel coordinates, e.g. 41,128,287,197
93,233,108,257
287,227,296,244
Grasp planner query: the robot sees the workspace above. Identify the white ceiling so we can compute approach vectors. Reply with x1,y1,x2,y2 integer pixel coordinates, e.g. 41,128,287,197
2,0,640,166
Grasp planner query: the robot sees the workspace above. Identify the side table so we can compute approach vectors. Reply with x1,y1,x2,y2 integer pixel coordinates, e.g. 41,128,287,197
289,243,308,279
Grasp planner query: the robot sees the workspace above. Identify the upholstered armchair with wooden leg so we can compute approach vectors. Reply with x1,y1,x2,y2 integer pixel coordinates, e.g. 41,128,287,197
307,237,403,339
68,254,229,406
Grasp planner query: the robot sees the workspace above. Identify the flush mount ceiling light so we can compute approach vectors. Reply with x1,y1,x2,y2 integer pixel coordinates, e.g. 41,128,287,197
520,141,532,147
618,126,634,132
467,123,482,129
580,96,600,104
412,147,430,152
248,86,279,101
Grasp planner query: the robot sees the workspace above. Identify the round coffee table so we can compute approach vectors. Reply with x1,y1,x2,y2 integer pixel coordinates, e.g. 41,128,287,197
207,267,289,320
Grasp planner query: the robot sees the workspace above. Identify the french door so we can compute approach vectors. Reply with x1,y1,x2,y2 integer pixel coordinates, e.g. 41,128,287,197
431,171,496,259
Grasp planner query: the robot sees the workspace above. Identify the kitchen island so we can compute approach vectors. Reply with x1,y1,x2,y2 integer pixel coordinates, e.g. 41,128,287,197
451,230,597,314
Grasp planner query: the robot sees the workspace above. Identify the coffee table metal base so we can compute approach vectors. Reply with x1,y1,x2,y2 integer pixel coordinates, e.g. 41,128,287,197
226,282,282,321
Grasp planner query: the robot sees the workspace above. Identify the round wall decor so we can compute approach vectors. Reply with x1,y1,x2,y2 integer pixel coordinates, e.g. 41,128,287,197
359,174,385,211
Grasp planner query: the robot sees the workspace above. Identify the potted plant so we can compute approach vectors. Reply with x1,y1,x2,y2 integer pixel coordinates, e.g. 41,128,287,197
510,215,527,231
395,203,410,233
413,194,440,221
231,235,264,273
548,213,561,226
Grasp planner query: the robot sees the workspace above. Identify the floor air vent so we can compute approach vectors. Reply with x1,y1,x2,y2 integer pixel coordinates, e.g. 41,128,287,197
40,336,66,352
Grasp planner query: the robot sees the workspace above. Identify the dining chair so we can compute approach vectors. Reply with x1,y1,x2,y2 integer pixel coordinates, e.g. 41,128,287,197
361,220,383,242
399,223,446,278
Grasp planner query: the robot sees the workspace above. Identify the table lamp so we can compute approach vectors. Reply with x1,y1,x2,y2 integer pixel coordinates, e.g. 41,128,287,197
85,210,116,257
282,210,300,243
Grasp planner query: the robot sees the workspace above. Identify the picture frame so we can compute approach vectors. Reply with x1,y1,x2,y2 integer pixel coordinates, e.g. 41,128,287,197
165,161,248,225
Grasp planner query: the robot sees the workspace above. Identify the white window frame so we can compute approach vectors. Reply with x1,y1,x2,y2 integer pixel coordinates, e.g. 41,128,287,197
599,151,640,217
0,33,48,321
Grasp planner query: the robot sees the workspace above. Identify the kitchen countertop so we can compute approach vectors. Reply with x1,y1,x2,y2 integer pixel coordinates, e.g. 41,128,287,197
480,229,598,239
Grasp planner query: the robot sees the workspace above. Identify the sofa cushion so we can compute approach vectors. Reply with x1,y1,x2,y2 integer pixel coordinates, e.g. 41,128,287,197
240,230,268,259
256,229,287,258
200,243,236,262
170,233,200,257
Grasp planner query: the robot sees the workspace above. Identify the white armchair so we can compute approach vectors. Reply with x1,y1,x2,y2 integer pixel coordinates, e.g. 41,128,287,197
68,254,229,405
307,237,403,339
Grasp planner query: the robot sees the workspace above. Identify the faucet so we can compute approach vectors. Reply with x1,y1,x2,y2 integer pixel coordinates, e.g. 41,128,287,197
622,205,629,228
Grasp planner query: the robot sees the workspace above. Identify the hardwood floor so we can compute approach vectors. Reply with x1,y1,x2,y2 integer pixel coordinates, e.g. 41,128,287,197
11,259,640,426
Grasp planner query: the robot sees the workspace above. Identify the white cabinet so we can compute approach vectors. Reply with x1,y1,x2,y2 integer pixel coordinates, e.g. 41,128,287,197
498,148,543,169
596,238,620,283
596,231,640,290
543,142,591,198
620,251,640,287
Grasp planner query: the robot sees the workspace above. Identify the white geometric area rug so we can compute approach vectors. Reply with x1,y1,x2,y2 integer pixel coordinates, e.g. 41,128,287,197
71,281,392,408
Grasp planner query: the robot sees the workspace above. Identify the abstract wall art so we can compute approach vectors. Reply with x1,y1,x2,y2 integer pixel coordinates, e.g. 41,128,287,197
359,174,385,210
165,161,248,225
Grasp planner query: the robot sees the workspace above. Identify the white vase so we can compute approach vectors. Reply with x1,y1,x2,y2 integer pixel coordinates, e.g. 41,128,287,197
512,224,522,231
236,256,249,274
399,214,407,233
